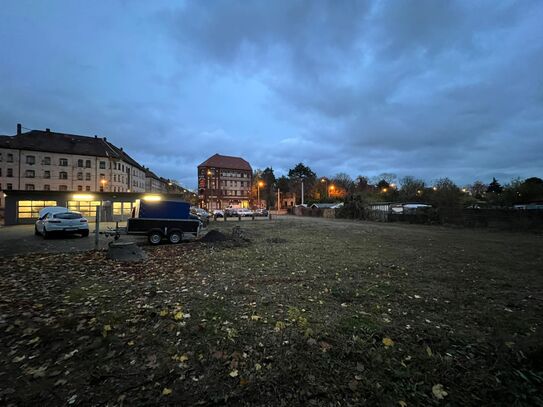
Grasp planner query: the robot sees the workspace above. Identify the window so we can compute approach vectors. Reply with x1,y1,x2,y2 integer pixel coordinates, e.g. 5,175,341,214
113,201,133,216
43,156,51,165
68,200,101,218
122,164,125,172
85,173,91,181
77,185,83,191
0,152,2,162
7,183,13,190
59,171,68,179
25,184,35,190
44,170,50,179
59,158,68,166
85,160,91,168
26,155,35,165
99,161,106,169
7,168,13,177
113,174,117,182
100,173,105,179
17,200,57,219
44,185,50,191
7,153,13,163
78,159,84,167
85,186,91,191
25,170,35,178
77,172,83,180
59,185,68,191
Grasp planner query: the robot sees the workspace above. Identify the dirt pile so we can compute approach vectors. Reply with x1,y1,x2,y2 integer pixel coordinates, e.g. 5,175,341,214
200,229,229,242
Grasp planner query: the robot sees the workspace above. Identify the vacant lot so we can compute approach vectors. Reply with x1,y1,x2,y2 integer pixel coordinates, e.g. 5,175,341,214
1,217,542,406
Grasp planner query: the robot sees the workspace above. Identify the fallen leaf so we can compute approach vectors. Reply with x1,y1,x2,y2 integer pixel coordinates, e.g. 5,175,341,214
255,363,262,371
432,384,448,400
398,401,407,407
162,388,172,396
426,346,433,357
229,369,239,377
174,311,184,321
382,337,395,347
159,309,168,317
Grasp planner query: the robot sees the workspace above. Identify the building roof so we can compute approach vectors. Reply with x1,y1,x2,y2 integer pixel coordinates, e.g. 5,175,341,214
0,129,145,171
198,153,252,171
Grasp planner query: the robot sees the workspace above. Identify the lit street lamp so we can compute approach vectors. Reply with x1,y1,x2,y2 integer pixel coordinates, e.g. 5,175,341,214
329,184,335,197
257,180,264,208
321,178,328,199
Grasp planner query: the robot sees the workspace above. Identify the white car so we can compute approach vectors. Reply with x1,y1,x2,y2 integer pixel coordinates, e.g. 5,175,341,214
35,207,89,238
237,209,254,217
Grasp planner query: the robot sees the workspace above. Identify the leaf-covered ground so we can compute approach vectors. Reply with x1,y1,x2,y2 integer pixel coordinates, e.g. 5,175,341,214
1,217,542,406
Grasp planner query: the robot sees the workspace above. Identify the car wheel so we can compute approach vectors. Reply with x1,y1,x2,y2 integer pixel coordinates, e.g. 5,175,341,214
43,227,49,239
148,231,163,245
81,230,89,237
168,231,182,244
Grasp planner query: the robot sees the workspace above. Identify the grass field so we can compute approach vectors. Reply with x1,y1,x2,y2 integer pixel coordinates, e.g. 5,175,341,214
1,216,542,406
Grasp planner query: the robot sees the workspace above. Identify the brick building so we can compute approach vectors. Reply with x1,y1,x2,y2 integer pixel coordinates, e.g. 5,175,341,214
197,154,253,210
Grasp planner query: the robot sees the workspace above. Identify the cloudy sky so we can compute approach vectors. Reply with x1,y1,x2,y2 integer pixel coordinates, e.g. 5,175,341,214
1,0,542,188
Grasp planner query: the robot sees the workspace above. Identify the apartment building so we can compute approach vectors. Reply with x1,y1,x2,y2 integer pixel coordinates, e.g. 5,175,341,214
0,124,153,216
197,153,253,210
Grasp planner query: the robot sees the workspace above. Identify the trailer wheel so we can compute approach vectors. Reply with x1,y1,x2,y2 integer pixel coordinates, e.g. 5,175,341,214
148,230,163,245
168,231,182,244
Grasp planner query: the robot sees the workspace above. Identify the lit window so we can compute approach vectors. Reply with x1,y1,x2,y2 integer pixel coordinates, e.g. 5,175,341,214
17,200,57,219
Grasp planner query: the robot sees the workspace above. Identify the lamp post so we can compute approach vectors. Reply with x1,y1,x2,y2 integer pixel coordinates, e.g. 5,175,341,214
257,180,264,208
329,184,335,198
321,178,327,200
207,169,212,210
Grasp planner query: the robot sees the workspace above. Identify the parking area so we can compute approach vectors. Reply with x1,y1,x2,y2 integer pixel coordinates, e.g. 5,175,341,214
0,216,273,256
0,222,140,256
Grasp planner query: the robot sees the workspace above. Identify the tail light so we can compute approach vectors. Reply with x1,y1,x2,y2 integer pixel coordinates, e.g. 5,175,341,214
80,219,88,223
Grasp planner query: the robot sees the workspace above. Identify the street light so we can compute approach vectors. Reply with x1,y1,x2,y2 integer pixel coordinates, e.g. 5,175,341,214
257,180,264,209
206,170,213,210
329,184,335,198
321,178,328,199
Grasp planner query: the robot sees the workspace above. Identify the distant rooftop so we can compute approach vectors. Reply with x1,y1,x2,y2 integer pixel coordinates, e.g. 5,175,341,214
198,153,252,171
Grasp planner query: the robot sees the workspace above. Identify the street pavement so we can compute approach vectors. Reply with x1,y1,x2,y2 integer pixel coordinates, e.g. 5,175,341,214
0,222,142,257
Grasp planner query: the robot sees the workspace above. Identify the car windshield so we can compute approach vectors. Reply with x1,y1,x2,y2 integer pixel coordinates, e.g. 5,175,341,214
54,212,83,219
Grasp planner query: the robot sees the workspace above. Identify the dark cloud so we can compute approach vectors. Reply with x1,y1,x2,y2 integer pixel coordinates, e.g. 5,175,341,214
1,0,542,188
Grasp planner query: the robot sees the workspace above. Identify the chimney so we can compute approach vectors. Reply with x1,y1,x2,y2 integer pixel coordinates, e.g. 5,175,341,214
103,137,107,141
16,123,22,135
94,135,98,138
45,128,50,133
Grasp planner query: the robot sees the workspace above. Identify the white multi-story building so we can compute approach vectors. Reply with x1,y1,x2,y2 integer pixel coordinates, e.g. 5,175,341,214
0,124,150,211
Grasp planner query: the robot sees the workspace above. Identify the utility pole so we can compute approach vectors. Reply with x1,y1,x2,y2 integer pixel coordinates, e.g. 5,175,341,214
277,188,281,210
301,180,304,206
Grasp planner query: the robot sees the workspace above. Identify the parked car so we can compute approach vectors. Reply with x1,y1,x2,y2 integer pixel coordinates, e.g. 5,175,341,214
213,209,224,218
254,208,269,216
237,209,254,217
225,208,239,217
35,207,89,238
190,207,210,225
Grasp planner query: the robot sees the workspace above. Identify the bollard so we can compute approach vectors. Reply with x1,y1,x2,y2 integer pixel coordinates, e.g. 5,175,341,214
252,213,255,221
268,212,272,220
224,213,228,221
238,214,241,221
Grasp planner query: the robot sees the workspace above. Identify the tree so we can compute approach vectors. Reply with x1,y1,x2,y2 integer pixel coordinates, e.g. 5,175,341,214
276,176,290,193
259,167,276,209
332,173,355,196
469,180,487,200
427,178,462,209
288,163,316,204
487,177,503,194
399,176,425,201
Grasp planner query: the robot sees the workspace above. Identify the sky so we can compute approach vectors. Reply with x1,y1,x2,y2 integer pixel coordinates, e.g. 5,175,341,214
1,0,542,189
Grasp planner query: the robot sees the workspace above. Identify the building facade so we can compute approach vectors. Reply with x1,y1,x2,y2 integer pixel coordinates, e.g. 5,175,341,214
0,124,187,220
197,154,253,210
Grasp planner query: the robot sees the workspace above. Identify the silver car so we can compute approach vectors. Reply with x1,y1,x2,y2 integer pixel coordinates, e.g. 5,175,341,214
35,207,89,238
